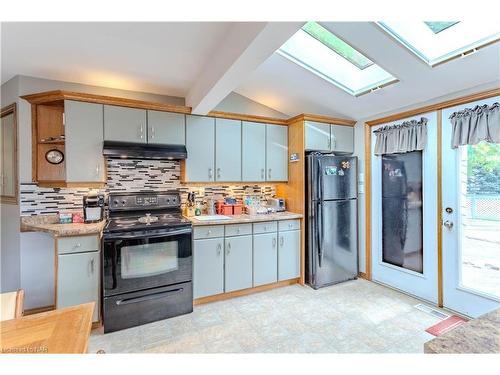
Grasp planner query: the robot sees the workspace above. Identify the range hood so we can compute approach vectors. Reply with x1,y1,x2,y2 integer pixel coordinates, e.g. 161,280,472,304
103,141,187,160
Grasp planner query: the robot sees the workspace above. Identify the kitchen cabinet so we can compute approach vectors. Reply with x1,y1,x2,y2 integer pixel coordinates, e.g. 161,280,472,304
253,232,278,286
215,119,241,181
193,237,224,299
224,235,253,292
278,229,300,281
305,120,354,154
305,121,331,151
147,110,185,145
331,124,354,154
266,124,288,181
242,121,266,181
56,236,100,323
185,115,215,182
65,101,105,183
103,105,147,143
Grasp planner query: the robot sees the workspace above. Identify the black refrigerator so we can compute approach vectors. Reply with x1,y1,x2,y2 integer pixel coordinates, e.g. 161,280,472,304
306,153,358,289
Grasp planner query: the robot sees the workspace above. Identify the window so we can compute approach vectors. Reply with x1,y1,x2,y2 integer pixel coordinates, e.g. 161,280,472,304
424,22,459,34
277,22,398,96
378,21,500,66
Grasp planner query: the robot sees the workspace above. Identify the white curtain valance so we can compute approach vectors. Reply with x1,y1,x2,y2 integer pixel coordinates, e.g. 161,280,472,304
450,102,500,149
374,117,427,155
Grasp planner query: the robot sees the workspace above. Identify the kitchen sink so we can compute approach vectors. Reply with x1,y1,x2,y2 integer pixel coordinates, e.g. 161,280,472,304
193,215,231,221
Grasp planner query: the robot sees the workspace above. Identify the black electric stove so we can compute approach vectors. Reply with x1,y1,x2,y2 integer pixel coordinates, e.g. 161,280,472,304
102,191,193,333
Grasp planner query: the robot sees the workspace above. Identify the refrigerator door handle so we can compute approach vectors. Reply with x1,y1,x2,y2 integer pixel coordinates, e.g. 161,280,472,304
317,201,324,268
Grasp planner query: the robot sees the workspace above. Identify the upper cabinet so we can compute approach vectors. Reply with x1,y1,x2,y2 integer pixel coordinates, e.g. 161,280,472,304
215,119,241,182
65,101,105,183
331,124,354,154
147,111,185,145
266,124,288,181
305,121,331,151
104,105,147,143
305,120,354,154
242,121,266,182
185,115,215,182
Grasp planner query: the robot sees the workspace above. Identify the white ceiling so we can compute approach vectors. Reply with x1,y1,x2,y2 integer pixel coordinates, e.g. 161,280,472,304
1,22,234,97
235,22,500,120
2,22,499,120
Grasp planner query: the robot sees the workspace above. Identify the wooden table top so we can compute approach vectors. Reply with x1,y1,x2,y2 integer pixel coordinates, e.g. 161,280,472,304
1,303,94,354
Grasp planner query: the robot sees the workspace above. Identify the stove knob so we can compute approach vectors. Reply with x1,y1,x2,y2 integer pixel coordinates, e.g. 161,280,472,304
113,200,119,206
166,198,170,204
121,200,126,205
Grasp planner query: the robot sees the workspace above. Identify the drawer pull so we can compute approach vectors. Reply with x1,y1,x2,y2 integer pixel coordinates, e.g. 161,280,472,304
75,243,81,248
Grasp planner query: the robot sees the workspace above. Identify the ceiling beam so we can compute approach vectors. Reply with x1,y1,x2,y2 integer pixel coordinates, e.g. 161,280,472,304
186,22,304,115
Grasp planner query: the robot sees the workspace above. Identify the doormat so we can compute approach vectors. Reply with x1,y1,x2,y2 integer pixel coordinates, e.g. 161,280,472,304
425,315,469,336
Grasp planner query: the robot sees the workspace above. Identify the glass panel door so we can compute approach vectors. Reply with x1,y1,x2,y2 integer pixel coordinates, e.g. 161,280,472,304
371,112,438,303
442,98,500,317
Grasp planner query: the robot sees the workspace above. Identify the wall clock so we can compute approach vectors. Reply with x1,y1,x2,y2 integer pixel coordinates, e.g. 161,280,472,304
45,149,64,164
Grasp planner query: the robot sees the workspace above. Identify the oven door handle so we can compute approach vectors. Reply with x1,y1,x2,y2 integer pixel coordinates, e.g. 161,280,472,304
116,288,184,306
105,227,192,240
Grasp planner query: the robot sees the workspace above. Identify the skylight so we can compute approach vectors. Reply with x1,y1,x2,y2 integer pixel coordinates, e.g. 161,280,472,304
378,21,500,66
424,22,459,34
277,22,398,97
302,22,374,70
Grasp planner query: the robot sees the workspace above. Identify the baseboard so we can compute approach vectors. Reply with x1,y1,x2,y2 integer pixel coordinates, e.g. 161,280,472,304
193,278,300,305
24,305,55,316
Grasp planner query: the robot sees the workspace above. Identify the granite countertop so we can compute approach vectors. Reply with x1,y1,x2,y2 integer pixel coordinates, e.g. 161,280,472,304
186,211,303,226
21,215,106,237
424,308,500,353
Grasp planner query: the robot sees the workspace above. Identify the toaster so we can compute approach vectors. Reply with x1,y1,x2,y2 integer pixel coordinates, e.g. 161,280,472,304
267,198,286,212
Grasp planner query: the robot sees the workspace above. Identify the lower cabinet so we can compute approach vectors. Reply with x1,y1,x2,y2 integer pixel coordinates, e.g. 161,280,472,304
57,249,100,323
253,232,278,286
193,238,224,299
224,235,253,292
278,230,301,281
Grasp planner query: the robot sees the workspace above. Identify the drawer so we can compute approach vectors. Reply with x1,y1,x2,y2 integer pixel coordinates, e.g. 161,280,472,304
58,235,99,255
279,219,300,232
225,223,252,237
193,225,224,239
253,221,278,234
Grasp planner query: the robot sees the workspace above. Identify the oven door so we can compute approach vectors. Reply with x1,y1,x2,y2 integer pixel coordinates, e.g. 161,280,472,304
103,226,192,297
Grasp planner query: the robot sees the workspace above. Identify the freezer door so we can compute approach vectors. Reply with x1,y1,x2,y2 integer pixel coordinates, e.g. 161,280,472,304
319,156,357,200
312,199,358,288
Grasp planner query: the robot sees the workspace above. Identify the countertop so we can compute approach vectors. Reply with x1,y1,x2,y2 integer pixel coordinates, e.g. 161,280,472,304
186,211,303,226
0,302,94,354
424,308,500,353
21,215,105,237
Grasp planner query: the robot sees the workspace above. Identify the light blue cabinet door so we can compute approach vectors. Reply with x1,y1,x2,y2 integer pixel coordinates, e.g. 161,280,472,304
65,101,105,182
266,124,288,181
193,238,224,298
225,235,253,292
103,105,147,143
57,250,100,322
278,230,300,281
253,232,278,286
305,121,331,151
147,111,185,145
185,115,215,182
215,118,241,181
242,121,266,181
331,124,354,154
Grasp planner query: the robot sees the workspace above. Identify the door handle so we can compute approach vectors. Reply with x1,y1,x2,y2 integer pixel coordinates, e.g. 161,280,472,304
90,258,95,274
443,220,454,230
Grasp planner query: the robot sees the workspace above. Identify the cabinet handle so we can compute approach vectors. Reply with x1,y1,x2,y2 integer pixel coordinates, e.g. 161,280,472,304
95,163,100,177
280,236,284,247
151,126,155,139
227,242,231,254
139,124,144,139
208,168,213,180
327,136,331,149
217,168,221,179
237,227,241,233
217,243,222,255
261,168,265,180
268,168,272,179
75,243,81,248
272,237,276,247
288,223,293,228
207,229,212,235
90,259,95,274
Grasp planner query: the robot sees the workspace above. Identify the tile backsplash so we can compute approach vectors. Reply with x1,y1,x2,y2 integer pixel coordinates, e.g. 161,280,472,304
20,159,277,216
